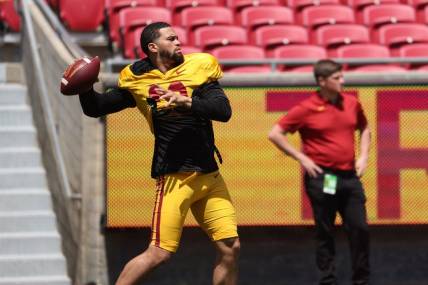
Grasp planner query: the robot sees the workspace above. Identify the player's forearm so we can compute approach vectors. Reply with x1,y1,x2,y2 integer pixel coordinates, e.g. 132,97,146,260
79,87,136,117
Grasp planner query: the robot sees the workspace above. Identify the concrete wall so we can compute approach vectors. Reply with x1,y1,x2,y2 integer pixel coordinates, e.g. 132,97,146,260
105,226,428,285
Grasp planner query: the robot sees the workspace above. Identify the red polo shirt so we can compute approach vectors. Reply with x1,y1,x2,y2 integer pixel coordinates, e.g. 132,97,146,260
277,92,368,170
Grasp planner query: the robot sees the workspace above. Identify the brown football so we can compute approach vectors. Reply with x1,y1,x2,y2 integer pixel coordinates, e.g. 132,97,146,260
60,56,100,95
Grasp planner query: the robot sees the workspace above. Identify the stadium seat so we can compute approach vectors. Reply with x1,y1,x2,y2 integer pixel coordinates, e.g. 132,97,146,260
361,4,416,30
346,0,400,21
179,6,234,31
251,25,309,52
227,0,280,12
335,43,391,69
106,0,161,43
335,43,390,58
239,6,294,31
314,24,370,55
300,5,355,30
226,66,273,72
210,45,267,71
376,23,428,54
59,0,105,31
165,0,220,14
287,0,341,12
350,64,408,71
0,0,21,32
271,44,327,70
404,0,428,10
192,25,248,50
398,43,428,69
119,7,172,57
399,42,428,57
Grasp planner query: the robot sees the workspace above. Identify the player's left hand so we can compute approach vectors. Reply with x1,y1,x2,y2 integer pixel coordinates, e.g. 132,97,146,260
155,87,192,108
355,156,368,177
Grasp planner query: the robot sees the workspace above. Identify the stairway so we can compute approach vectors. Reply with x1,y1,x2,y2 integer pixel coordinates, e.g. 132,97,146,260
0,72,71,285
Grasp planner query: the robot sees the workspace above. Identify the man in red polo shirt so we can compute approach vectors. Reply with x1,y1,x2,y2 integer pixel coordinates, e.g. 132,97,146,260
268,59,371,285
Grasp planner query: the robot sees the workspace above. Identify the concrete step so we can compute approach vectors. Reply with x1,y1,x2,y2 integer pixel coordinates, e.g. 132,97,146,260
0,127,38,148
0,232,61,255
0,147,41,168
0,211,56,233
0,276,70,285
0,254,68,277
0,168,46,188
0,84,27,104
0,189,51,211
0,105,33,126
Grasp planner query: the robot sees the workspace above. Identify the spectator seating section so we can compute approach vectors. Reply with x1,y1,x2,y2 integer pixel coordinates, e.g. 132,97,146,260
0,0,21,32
165,0,220,13
179,6,234,31
272,44,327,70
119,7,171,58
27,0,428,71
377,23,428,55
239,6,295,31
210,45,268,71
335,43,391,69
106,0,160,43
300,5,355,30
192,25,248,50
251,25,309,52
287,0,341,13
314,24,370,55
59,0,105,31
227,0,281,12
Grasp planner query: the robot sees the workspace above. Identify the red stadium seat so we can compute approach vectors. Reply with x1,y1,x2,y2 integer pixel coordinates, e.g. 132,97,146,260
119,7,172,58
0,0,21,32
239,6,294,31
346,0,400,21
398,43,428,68
300,5,355,30
210,45,267,71
251,25,309,51
193,25,248,50
210,45,265,59
106,0,160,43
350,65,408,71
271,44,327,70
335,43,391,69
377,23,428,54
179,6,234,31
227,0,280,12
226,66,273,72
165,0,220,13
314,24,370,55
404,0,428,9
287,0,340,12
399,43,428,57
362,4,416,29
335,43,390,58
59,0,105,31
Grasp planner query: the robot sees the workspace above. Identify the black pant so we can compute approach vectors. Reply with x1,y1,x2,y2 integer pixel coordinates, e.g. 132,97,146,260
304,169,370,285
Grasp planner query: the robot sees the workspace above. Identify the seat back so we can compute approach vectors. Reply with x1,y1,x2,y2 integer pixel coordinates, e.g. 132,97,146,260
239,6,294,31
251,25,309,50
0,0,20,32
59,0,105,31
193,25,248,50
179,6,234,31
300,5,355,30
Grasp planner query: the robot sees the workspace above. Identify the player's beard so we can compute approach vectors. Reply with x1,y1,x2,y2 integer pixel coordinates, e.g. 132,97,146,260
160,49,184,67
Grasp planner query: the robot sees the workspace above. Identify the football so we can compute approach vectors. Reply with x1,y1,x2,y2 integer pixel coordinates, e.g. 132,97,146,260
60,56,100,95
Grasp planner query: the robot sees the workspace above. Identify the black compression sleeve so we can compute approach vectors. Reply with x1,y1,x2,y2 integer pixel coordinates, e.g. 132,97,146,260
190,81,232,122
79,87,136,117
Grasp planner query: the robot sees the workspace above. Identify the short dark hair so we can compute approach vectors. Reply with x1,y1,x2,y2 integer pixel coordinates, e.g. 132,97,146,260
140,22,171,55
313,59,342,83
